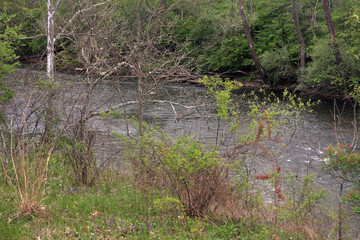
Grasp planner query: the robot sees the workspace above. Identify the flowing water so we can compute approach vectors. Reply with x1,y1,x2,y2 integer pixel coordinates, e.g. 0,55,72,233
5,68,360,236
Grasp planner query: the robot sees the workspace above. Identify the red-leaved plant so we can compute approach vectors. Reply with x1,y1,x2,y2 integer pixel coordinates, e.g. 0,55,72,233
255,165,285,200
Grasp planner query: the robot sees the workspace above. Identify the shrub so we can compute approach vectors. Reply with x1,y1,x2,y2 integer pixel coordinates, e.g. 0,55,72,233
199,35,253,73
260,46,296,86
124,131,237,218
280,173,332,238
323,143,360,214
305,38,360,95
60,126,103,186
305,39,342,87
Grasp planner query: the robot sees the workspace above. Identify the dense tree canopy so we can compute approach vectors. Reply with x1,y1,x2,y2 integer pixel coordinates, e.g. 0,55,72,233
0,0,359,96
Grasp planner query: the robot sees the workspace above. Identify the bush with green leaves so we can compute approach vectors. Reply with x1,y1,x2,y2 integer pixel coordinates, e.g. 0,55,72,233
260,46,296,86
200,76,335,236
60,128,101,186
305,38,360,94
323,143,360,214
121,75,319,223
347,186,360,214
199,35,253,73
305,39,342,87
200,75,241,120
280,173,333,237
123,130,235,218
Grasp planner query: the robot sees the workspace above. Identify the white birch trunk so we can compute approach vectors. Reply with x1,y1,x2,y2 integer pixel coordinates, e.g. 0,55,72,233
44,0,55,143
47,0,55,82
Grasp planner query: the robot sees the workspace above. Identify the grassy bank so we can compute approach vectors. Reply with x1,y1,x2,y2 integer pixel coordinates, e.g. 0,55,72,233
0,136,350,239
1,170,296,240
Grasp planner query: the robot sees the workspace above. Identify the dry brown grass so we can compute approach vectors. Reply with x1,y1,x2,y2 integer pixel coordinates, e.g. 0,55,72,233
10,139,53,217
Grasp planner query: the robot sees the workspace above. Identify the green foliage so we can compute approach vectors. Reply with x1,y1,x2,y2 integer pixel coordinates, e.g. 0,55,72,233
196,0,359,94
306,37,360,93
200,75,241,120
174,1,247,72
55,46,82,70
189,14,218,46
201,76,318,146
323,143,360,214
123,129,234,217
281,173,332,233
305,39,342,84
199,35,253,72
243,89,318,144
175,1,240,46
1,0,359,97
37,80,60,91
0,12,21,104
260,46,296,85
1,0,46,56
347,186,360,214
153,196,183,215
324,144,360,174
200,76,331,237
156,134,220,176
253,0,298,52
60,130,99,186
341,3,360,61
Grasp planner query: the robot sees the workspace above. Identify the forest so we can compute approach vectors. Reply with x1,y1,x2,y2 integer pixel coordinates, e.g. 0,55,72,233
1,0,360,239
0,0,359,95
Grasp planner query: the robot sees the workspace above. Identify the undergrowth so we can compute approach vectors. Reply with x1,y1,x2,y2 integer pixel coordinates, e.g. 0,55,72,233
1,168,324,240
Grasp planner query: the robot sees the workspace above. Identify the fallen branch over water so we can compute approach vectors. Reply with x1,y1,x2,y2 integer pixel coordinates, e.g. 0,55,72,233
85,100,205,122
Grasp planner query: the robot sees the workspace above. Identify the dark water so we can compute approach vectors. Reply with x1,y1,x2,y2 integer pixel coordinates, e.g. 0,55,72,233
6,68,360,237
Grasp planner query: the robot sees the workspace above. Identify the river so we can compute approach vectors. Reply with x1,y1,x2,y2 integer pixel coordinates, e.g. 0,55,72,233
5,68,360,237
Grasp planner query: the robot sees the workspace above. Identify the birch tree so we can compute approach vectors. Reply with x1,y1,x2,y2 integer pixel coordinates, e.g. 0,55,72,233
42,0,113,143
43,0,56,143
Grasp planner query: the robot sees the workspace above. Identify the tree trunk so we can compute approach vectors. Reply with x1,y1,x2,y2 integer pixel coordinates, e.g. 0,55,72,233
338,181,344,240
136,0,144,137
321,0,342,67
239,0,267,84
180,0,184,20
43,0,56,143
322,0,336,41
47,0,55,82
309,0,318,38
292,0,306,77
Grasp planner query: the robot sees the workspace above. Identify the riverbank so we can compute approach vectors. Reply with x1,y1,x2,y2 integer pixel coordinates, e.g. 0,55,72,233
0,167,328,240
17,62,355,101
0,162,305,240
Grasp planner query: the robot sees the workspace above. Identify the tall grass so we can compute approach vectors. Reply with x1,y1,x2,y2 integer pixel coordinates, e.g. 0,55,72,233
9,141,53,217
1,111,54,218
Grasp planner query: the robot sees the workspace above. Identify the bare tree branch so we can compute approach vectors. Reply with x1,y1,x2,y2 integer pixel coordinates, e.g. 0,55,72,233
85,100,205,122
54,0,65,11
55,0,114,40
